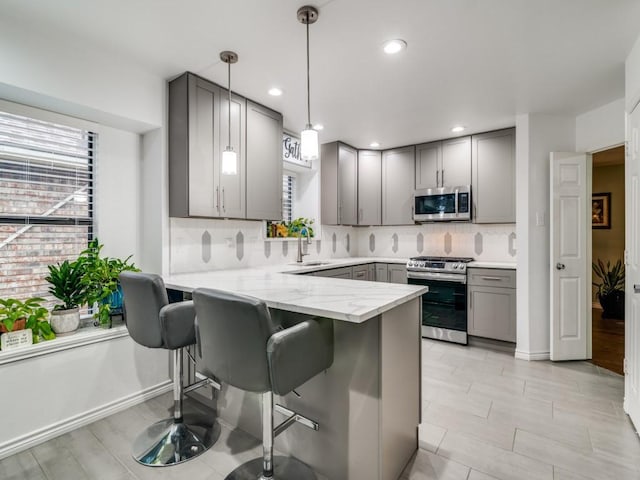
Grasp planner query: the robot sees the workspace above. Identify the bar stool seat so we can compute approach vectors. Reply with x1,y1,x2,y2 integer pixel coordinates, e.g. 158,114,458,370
193,288,334,480
120,272,219,467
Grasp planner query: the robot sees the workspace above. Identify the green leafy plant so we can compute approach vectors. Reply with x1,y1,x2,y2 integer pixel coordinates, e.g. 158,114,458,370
80,239,139,325
0,297,55,343
592,258,625,299
45,258,89,310
287,217,315,238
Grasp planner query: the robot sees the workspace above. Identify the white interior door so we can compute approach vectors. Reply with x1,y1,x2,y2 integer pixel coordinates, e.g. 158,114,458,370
625,104,640,429
550,152,592,361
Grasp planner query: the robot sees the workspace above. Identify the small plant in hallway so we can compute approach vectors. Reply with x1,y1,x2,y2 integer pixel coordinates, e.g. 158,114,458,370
593,258,625,319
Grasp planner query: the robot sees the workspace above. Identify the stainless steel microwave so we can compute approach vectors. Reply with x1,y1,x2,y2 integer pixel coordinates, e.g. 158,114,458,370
413,186,471,222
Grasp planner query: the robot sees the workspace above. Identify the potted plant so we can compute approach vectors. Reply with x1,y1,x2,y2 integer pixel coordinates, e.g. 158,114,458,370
45,258,88,334
0,297,55,345
80,239,139,327
593,258,625,319
287,217,315,238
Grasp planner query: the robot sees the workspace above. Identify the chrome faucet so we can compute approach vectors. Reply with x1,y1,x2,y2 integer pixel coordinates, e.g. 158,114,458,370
296,229,312,263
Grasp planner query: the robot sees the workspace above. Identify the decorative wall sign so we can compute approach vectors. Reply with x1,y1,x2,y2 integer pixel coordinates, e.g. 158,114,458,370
592,192,611,229
283,132,311,168
1,328,33,351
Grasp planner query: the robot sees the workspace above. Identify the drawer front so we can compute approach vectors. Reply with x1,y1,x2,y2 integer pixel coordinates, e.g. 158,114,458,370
352,264,369,281
467,268,516,288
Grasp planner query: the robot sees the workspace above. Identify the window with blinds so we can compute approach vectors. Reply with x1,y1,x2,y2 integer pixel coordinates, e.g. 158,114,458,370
282,173,295,223
0,110,95,303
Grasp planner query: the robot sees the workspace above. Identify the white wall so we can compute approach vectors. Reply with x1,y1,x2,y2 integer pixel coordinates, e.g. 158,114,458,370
0,337,170,459
575,98,625,153
627,34,640,113
516,114,576,360
0,14,163,132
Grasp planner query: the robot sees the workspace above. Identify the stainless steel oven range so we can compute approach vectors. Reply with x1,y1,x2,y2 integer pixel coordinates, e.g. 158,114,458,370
406,256,473,345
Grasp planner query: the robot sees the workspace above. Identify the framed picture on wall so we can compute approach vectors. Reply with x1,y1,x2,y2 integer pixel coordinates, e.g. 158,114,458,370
592,192,611,229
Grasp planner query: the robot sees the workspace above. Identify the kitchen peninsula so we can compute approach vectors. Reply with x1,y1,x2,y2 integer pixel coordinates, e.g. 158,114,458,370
165,265,427,480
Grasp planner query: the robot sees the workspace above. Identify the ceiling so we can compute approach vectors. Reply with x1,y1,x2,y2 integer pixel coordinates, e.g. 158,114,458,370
2,0,640,148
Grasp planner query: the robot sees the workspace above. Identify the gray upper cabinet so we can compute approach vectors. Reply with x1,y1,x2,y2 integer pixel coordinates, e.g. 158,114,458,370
246,100,283,220
219,92,246,219
416,136,470,189
357,150,382,225
169,73,221,217
321,142,358,225
169,72,282,221
415,141,441,189
382,146,415,225
472,128,516,223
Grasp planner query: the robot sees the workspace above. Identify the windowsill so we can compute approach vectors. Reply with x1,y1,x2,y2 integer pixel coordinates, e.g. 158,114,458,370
0,320,129,366
263,237,318,242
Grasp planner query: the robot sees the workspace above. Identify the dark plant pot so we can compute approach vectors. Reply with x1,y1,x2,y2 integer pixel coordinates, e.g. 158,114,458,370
599,290,625,319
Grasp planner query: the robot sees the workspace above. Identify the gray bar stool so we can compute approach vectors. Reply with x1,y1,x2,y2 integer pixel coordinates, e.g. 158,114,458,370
192,288,334,480
119,272,219,467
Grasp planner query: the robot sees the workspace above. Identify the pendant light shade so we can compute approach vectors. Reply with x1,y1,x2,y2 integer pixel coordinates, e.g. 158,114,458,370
220,50,238,175
300,125,318,161
298,6,319,161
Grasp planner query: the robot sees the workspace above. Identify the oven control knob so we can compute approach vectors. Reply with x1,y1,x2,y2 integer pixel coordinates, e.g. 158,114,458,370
452,264,458,269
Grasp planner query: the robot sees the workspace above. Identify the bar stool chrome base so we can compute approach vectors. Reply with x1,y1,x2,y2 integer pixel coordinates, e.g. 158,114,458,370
225,455,317,480
132,418,218,467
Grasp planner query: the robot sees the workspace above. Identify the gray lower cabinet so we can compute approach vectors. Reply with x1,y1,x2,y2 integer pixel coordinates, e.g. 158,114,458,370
321,142,358,225
382,146,416,225
416,136,471,189
352,264,369,281
313,266,353,279
471,128,516,223
387,264,408,284
375,263,388,282
357,150,382,225
467,268,516,342
246,101,283,220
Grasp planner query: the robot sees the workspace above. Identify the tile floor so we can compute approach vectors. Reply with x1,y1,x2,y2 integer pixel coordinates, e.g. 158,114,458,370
401,339,640,480
1,339,639,480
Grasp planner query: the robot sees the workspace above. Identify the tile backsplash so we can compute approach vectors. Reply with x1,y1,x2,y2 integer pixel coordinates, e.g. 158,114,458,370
169,218,354,274
355,223,516,261
169,219,516,274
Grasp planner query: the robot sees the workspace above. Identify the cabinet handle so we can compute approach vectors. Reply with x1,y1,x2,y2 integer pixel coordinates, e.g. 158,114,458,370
222,187,225,211
441,169,445,186
481,276,503,281
359,208,363,222
469,292,472,309
473,203,477,219
215,186,220,211
436,169,439,187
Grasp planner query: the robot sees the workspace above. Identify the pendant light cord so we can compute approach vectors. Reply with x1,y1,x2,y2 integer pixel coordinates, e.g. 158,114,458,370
306,13,311,126
228,61,232,147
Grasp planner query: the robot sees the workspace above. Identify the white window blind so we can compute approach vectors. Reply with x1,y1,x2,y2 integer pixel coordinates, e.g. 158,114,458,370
0,110,95,303
282,173,295,223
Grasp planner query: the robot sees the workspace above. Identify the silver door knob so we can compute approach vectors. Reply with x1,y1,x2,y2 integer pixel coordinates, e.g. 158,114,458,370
634,284,640,293
556,263,566,270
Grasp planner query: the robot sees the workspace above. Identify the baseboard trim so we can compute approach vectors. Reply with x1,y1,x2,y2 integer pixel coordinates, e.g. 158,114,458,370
0,380,172,460
515,349,551,361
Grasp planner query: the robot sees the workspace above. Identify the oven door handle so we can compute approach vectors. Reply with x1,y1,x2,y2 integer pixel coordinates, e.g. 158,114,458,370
406,271,467,284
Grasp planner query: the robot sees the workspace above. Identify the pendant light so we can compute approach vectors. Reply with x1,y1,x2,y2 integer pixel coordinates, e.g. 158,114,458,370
220,50,238,175
297,6,319,161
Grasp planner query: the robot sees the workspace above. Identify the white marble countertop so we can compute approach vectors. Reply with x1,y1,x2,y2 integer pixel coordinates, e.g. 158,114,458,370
165,264,427,324
468,261,517,270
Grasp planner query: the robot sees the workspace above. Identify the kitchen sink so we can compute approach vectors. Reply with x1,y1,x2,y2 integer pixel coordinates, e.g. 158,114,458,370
291,261,331,266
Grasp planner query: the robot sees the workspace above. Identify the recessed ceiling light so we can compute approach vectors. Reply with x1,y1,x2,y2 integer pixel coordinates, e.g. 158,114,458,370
451,126,465,133
383,39,407,55
313,123,324,131
268,87,283,96
369,142,380,148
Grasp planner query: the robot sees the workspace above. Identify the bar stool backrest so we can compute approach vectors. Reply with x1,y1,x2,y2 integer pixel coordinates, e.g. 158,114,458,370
119,271,169,348
193,288,279,393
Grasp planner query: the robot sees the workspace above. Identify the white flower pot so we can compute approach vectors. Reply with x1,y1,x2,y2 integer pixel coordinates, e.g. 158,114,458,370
50,308,80,334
